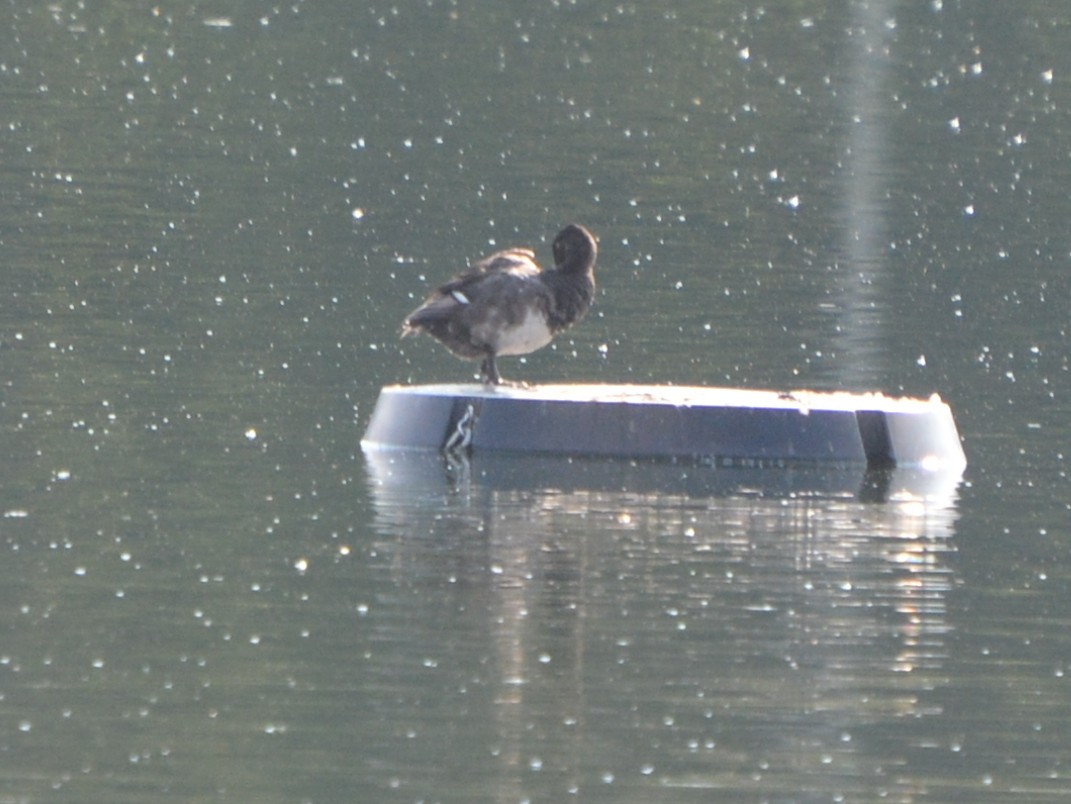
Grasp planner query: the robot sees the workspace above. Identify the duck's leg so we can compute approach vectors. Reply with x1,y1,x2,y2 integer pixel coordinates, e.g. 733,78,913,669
479,354,502,385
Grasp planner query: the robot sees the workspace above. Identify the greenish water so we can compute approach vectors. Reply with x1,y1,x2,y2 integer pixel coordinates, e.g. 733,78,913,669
3,2,1071,801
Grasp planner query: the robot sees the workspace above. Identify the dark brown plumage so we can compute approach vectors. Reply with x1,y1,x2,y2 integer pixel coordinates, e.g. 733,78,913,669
402,224,598,384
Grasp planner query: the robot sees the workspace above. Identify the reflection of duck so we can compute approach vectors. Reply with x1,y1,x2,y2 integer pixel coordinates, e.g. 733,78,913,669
402,224,598,385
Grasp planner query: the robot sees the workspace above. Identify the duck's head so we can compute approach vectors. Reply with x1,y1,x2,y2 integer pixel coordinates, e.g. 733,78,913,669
552,224,597,273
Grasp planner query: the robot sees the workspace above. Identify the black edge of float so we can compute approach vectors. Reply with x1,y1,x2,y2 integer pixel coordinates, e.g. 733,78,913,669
360,384,967,471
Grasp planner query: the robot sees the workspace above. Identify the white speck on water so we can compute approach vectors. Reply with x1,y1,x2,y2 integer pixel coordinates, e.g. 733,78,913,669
601,771,615,784
203,16,234,28
4,510,29,518
74,566,87,577
351,207,365,220
738,47,750,61
917,354,927,367
948,117,960,132
920,455,946,472
293,558,308,573
1042,69,1054,84
785,195,801,209
963,204,975,217
244,428,257,442
529,757,543,771
19,721,31,733
249,635,261,645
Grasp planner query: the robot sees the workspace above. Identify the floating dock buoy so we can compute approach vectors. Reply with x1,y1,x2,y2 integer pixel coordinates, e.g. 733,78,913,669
361,383,966,471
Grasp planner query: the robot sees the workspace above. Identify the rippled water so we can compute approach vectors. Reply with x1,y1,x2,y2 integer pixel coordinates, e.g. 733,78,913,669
3,2,1071,801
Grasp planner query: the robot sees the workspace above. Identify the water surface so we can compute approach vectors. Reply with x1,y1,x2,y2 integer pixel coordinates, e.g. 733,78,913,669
3,2,1071,801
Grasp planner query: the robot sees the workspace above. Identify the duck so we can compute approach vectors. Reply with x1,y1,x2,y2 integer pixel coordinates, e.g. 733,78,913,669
402,223,598,385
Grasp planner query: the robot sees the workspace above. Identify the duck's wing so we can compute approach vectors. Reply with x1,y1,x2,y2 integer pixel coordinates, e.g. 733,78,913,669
435,248,539,296
403,257,551,336
402,248,542,337
470,247,537,275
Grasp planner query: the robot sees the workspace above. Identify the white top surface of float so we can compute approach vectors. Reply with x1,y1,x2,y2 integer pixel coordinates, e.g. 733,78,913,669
384,383,949,413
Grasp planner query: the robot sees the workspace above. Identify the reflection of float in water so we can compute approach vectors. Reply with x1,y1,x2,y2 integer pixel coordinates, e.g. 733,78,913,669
361,443,961,797
362,445,964,507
